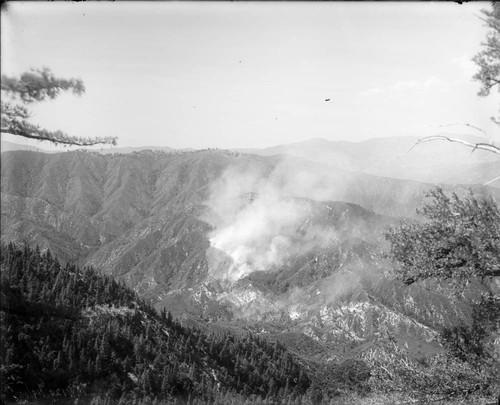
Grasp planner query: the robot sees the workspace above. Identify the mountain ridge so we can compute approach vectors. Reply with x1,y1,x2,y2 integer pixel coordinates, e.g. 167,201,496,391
2,147,498,401
3,149,498,274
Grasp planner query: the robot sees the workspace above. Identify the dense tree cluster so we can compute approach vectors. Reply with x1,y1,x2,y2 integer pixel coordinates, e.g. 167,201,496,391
385,188,500,287
473,2,500,125
385,188,500,399
361,336,495,399
0,243,311,404
440,293,500,370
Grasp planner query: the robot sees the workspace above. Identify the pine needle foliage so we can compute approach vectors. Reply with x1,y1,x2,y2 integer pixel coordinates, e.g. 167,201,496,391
1,67,117,146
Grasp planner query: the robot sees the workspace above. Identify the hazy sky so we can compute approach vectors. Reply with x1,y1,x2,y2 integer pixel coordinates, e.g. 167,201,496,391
1,1,498,150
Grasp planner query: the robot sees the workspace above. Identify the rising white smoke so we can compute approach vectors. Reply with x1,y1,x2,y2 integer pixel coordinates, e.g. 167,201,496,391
203,157,340,282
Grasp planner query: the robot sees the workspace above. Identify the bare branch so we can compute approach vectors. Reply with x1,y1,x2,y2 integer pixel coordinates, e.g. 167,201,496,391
431,122,489,140
483,175,500,186
407,135,500,155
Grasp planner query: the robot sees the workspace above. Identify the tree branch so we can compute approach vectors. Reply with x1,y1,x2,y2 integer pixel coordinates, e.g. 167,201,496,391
1,67,117,147
431,123,489,140
1,126,117,147
407,136,500,155
483,175,500,186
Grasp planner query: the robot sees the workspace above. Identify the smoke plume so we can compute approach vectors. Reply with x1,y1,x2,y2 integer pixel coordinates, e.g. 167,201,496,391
203,157,342,282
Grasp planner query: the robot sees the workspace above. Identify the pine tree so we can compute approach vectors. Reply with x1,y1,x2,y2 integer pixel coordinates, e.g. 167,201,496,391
1,68,117,146
472,2,500,125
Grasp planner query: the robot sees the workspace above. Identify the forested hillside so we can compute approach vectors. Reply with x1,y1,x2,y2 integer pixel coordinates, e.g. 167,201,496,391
2,150,499,404
2,242,498,404
0,243,314,404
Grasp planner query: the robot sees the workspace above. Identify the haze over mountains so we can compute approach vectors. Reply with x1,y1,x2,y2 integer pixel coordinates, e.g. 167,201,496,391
239,135,500,187
4,135,499,187
2,138,499,363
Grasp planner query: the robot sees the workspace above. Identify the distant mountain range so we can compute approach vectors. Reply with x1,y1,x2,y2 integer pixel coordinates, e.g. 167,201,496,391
5,135,497,186
0,140,184,155
1,140,55,153
2,146,498,362
237,136,500,187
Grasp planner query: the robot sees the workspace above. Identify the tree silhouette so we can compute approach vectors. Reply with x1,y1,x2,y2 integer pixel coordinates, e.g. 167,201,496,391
473,2,500,125
410,3,500,157
385,187,500,287
1,67,117,146
385,188,500,382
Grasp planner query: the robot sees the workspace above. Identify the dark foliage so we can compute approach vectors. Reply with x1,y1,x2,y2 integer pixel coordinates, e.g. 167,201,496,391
441,293,500,364
472,2,500,125
385,187,500,287
1,67,117,146
0,242,310,403
309,359,371,399
385,188,500,398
